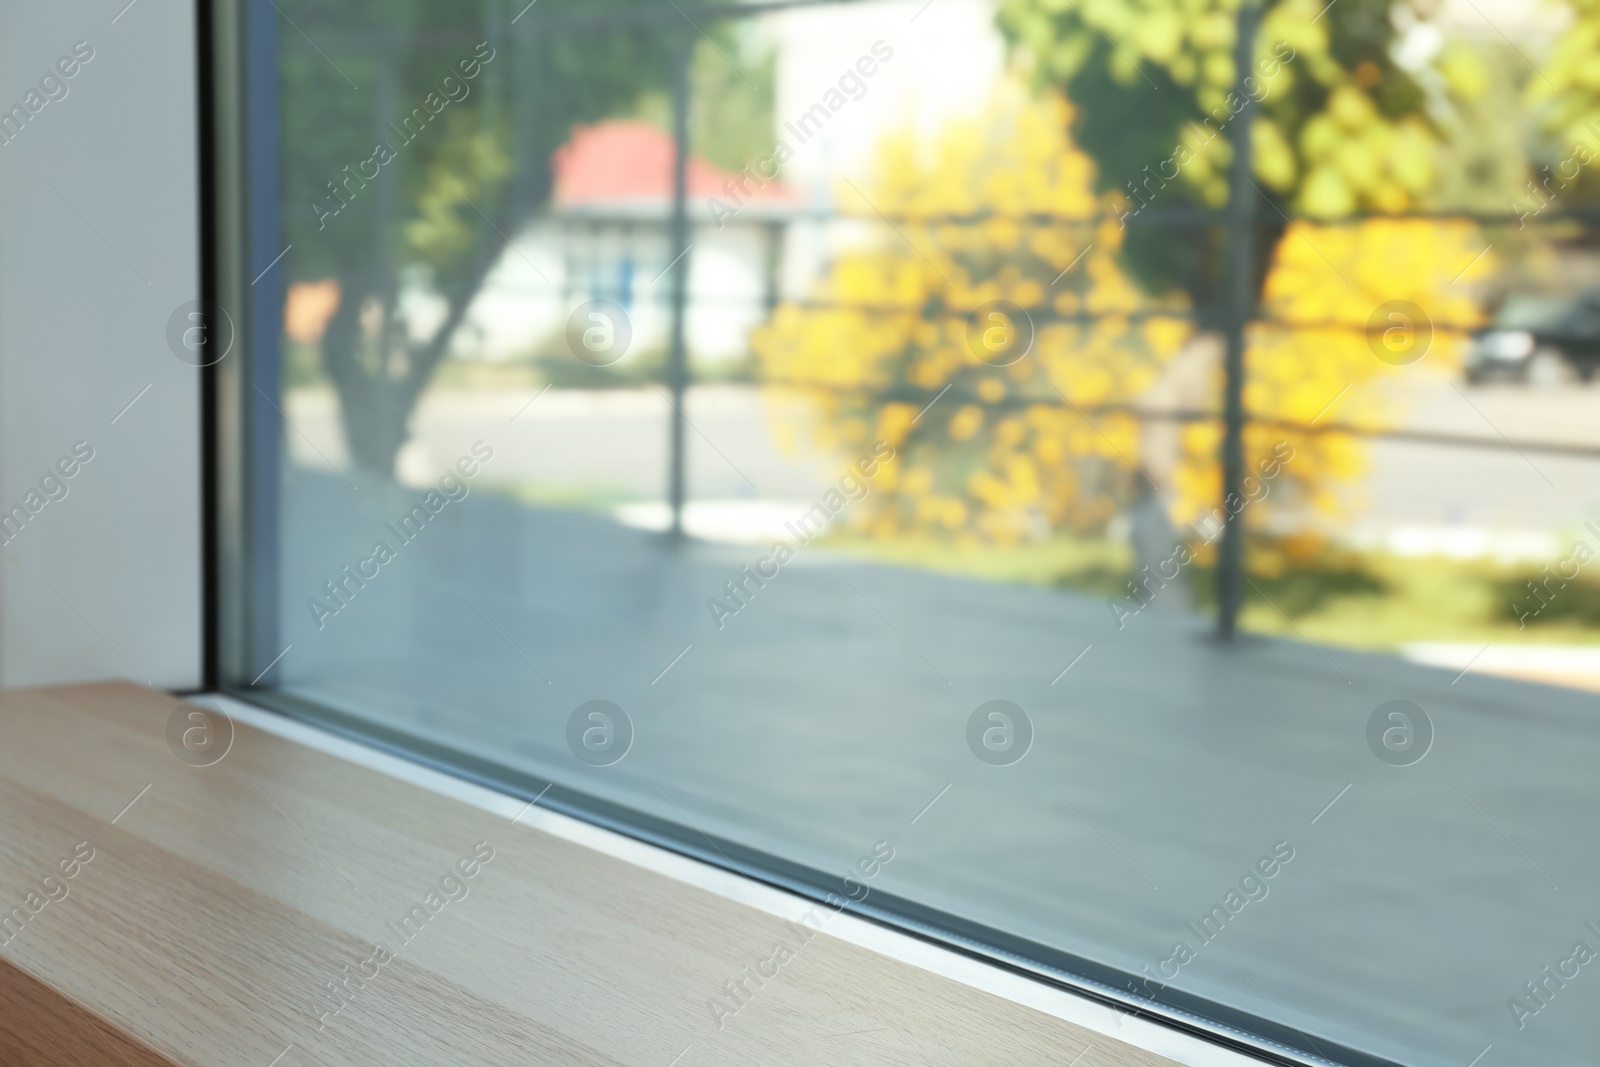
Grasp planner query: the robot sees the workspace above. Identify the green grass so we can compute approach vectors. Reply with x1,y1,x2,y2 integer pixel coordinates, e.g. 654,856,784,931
823,531,1600,651
825,532,1135,599
1235,553,1600,651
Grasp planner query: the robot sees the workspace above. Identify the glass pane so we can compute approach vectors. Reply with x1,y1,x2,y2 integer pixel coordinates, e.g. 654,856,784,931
238,1,1600,1064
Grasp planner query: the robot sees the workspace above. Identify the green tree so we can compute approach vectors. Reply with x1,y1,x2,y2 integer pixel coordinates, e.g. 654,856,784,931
993,0,1452,315
279,0,684,476
635,33,778,174
1526,0,1600,199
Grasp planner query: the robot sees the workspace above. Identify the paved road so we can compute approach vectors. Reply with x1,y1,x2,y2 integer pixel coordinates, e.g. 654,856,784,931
285,378,1600,544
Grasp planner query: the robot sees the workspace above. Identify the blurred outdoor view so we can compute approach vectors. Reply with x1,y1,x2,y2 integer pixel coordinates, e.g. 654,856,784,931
251,0,1600,1063
276,0,1600,675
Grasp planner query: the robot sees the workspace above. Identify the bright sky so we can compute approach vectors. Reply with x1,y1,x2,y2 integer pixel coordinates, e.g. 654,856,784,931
771,0,1005,195
1436,0,1571,38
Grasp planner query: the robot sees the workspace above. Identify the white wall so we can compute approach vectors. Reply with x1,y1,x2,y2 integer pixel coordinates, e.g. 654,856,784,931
457,216,779,365
0,0,202,689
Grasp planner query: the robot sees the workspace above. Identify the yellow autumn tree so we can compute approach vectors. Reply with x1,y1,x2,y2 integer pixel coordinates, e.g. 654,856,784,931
754,80,1489,549
1171,219,1491,549
756,83,1190,546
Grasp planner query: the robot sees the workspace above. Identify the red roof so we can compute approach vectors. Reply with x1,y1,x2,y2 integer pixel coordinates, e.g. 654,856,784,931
552,120,796,206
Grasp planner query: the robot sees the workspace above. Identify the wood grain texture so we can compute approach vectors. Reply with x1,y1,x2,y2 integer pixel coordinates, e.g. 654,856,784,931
0,682,1182,1067
0,955,181,1067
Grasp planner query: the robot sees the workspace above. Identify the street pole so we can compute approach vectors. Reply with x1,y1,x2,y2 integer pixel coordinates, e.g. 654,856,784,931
1217,0,1260,640
666,39,691,539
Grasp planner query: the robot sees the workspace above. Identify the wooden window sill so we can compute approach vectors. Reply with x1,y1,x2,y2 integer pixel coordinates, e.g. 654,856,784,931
0,682,1204,1066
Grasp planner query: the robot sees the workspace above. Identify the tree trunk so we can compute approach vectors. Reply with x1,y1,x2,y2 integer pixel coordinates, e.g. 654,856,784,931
319,256,496,481
337,375,415,479
320,272,417,481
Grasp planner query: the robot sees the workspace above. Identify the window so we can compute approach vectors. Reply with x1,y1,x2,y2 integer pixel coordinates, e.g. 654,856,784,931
212,2,1600,1063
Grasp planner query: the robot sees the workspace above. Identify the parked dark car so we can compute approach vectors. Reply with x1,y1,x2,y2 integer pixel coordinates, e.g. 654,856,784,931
1465,292,1600,384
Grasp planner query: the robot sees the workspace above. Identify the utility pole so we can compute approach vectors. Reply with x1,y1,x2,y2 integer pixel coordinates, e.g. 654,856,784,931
666,38,692,539
1216,0,1260,640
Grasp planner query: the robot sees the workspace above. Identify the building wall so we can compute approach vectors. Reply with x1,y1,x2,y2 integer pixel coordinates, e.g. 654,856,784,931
463,216,778,365
0,0,202,689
